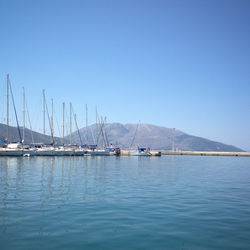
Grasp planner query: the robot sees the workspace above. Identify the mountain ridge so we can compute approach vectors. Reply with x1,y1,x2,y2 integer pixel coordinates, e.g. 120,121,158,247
0,122,244,152
69,123,244,152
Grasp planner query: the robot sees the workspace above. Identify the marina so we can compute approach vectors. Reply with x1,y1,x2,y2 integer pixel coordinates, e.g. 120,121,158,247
0,75,124,157
0,74,249,157
1,148,249,157
1,1,249,249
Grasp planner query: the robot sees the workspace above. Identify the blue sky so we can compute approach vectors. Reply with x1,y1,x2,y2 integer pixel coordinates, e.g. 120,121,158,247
0,0,250,150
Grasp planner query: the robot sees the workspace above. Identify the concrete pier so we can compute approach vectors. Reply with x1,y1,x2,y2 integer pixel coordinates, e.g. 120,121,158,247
160,150,250,157
120,150,250,157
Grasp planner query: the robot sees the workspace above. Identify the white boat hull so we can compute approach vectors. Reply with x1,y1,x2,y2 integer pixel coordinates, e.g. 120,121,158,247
23,149,36,156
90,150,110,156
0,149,23,156
63,150,74,156
74,150,85,156
35,149,55,156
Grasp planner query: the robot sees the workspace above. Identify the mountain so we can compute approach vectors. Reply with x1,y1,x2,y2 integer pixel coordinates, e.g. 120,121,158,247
0,123,64,145
0,122,243,152
67,123,244,152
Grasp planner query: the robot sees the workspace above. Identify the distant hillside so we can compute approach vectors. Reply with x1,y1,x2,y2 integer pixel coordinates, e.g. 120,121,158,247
0,123,63,145
67,123,244,152
0,122,243,151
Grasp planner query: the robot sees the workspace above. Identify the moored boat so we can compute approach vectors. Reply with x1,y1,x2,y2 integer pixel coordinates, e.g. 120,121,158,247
89,145,120,156
0,142,23,157
90,149,110,156
35,146,55,156
130,147,152,156
23,148,36,156
105,146,121,156
63,147,74,156
74,149,85,156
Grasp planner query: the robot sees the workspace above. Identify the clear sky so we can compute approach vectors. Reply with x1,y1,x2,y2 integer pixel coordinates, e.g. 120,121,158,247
0,0,250,150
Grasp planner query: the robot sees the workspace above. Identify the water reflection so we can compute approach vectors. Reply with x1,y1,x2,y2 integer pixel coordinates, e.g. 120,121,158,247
2,156,113,207
1,156,250,250
0,156,158,210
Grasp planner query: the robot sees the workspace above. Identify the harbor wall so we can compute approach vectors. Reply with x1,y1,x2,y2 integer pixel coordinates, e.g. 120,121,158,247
120,150,250,157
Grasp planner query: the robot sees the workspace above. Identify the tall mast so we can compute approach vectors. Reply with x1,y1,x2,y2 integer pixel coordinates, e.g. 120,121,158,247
62,102,65,146
172,128,175,151
74,113,83,146
102,116,108,147
26,101,35,144
70,102,72,145
43,90,54,145
51,98,54,139
6,74,9,144
86,104,88,146
95,106,98,146
43,89,45,135
23,87,25,143
9,79,23,144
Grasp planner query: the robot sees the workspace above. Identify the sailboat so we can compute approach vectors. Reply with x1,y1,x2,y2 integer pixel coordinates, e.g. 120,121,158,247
35,90,56,156
129,122,153,156
0,75,23,156
0,142,23,156
130,147,152,156
89,115,120,156
22,87,36,156
70,104,86,156
56,102,74,156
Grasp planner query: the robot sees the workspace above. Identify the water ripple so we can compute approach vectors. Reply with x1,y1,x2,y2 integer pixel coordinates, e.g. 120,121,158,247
0,156,250,249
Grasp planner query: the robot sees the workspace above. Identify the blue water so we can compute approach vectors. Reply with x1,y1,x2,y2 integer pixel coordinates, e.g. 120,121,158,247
0,156,250,249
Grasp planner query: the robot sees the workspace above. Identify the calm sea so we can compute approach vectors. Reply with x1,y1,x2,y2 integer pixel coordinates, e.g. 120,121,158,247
0,156,250,250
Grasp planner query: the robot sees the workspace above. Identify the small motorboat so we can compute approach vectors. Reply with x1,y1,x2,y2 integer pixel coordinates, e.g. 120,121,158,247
130,147,152,156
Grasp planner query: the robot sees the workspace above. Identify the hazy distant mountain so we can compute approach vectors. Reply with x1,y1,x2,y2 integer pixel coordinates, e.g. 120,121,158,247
0,123,63,145
67,123,244,152
0,122,243,151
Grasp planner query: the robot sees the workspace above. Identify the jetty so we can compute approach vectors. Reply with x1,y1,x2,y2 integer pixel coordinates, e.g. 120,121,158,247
120,150,250,157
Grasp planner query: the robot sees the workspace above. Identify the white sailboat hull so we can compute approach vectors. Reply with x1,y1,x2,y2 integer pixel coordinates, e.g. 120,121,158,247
63,150,74,156
90,150,110,156
35,148,55,156
23,149,36,156
74,150,85,156
0,149,23,156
